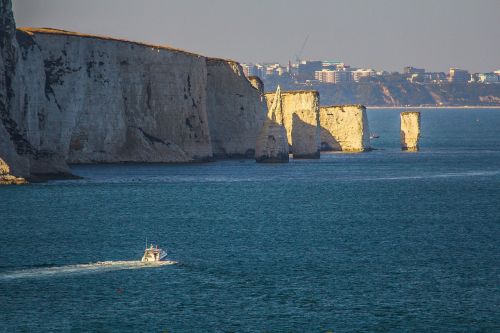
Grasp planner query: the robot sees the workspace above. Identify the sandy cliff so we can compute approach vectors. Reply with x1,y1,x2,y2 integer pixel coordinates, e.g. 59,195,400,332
319,105,370,152
264,90,320,159
400,111,421,151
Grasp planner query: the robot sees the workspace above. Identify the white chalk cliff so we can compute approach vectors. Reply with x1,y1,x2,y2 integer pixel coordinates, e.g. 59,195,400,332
320,105,370,152
255,86,289,163
206,59,266,158
264,90,320,159
0,0,265,182
400,111,421,151
28,28,212,165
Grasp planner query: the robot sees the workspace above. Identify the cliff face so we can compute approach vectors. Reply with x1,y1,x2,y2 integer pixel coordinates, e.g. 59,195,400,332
400,112,421,151
248,76,264,93
319,105,370,152
0,0,33,178
255,86,289,163
21,28,213,166
206,59,266,158
264,90,320,159
0,0,267,182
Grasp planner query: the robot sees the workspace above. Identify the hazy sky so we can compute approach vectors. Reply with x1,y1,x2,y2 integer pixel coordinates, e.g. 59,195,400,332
13,0,500,72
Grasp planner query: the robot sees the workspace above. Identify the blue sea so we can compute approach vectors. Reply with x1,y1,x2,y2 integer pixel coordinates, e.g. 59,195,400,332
1,108,499,332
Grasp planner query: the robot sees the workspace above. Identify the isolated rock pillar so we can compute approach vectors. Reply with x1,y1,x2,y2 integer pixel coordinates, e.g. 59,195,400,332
400,111,421,151
255,86,289,163
319,105,370,152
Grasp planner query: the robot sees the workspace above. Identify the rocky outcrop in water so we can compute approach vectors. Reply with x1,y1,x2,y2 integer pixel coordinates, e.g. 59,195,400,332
400,111,421,151
0,0,266,182
255,86,289,163
320,105,370,152
0,158,26,184
264,90,320,159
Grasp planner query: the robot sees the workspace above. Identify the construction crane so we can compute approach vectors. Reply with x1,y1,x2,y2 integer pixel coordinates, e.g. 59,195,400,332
295,35,309,63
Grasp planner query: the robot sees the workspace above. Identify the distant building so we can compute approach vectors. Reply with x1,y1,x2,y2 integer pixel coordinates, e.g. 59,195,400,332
404,66,425,75
297,61,323,81
478,73,499,84
241,63,257,77
408,72,447,83
241,63,267,78
263,63,288,77
315,69,335,83
352,69,376,82
321,61,350,71
449,68,470,83
315,69,352,84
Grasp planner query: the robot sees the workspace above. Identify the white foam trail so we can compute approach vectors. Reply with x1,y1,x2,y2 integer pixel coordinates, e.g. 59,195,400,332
358,170,500,182
0,260,176,281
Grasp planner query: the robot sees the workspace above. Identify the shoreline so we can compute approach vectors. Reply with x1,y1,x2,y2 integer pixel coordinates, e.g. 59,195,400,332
366,106,500,109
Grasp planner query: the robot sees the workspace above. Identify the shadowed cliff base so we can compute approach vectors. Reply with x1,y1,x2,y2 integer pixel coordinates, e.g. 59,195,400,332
255,152,290,163
28,172,82,183
291,114,320,159
255,119,289,163
212,149,256,160
320,131,342,152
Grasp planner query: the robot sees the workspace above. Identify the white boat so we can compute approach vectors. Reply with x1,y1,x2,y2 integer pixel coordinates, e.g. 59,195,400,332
141,244,168,262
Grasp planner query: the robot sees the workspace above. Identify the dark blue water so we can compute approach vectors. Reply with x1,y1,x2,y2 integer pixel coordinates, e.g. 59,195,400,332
1,108,499,332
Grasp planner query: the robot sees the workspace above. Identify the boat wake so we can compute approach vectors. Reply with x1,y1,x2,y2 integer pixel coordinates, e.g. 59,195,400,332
358,170,500,182
0,260,176,281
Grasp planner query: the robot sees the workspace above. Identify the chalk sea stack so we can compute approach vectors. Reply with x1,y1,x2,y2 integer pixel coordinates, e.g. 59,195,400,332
255,86,289,163
264,90,320,159
320,105,370,152
400,111,421,151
